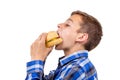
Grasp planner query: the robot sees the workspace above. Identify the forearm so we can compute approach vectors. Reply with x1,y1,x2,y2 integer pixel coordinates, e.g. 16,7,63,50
25,60,44,80
26,33,54,80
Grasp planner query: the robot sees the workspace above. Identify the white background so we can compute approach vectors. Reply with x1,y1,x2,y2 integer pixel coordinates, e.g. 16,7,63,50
0,0,120,80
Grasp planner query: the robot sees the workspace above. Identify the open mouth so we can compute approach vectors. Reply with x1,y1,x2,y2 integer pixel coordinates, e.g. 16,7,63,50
57,31,61,38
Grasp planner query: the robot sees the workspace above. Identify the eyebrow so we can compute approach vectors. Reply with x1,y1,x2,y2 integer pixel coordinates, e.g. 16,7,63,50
67,18,73,22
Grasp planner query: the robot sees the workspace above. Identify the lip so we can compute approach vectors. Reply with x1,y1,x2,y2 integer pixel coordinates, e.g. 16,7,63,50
57,31,61,38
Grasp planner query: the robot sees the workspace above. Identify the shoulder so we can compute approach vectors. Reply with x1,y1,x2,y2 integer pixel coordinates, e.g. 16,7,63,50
60,58,97,79
67,57,96,76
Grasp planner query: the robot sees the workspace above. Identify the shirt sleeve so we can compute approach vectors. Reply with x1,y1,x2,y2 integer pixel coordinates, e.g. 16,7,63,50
25,60,55,80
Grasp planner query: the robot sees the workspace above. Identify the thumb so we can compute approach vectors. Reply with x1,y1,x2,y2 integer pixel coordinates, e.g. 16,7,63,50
41,33,47,42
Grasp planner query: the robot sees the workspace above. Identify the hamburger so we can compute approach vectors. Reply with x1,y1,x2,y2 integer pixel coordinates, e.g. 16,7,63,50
46,31,63,48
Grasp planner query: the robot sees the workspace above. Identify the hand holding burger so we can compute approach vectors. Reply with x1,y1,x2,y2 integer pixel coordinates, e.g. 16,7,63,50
30,31,62,61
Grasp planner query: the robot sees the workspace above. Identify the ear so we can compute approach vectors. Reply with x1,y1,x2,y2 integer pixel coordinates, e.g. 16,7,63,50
75,33,88,43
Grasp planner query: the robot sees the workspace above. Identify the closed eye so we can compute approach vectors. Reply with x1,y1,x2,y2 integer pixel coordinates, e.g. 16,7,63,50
65,24,70,27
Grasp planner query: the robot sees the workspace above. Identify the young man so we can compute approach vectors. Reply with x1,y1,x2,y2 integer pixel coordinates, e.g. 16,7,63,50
25,10,103,80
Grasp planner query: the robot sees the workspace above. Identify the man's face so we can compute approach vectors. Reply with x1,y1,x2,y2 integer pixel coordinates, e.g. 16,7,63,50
55,14,83,50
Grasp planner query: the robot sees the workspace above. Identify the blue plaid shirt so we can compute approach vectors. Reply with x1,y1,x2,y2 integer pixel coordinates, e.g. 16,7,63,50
25,50,98,80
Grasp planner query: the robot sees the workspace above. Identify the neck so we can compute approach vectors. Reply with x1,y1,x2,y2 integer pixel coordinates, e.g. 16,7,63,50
64,45,85,56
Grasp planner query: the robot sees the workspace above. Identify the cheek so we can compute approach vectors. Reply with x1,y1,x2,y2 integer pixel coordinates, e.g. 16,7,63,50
62,30,76,43
62,30,71,38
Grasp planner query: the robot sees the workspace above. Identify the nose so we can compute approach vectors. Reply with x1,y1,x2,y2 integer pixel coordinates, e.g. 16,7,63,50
57,23,63,29
57,23,61,29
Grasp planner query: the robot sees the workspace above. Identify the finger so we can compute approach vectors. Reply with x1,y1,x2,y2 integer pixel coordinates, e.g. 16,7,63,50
38,34,42,40
40,33,47,42
35,33,43,41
